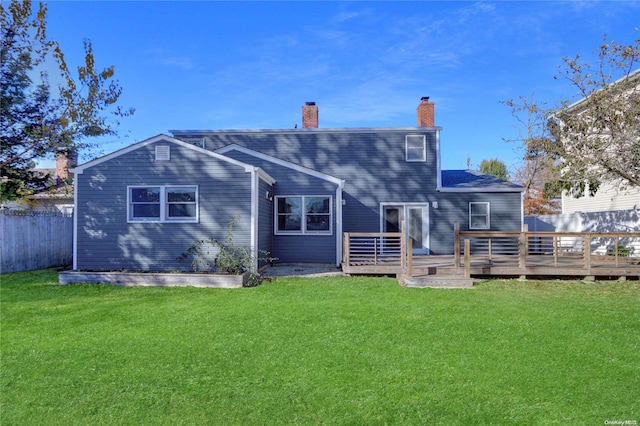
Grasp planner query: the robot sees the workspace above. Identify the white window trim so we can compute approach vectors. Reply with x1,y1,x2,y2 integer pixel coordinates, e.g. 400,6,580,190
469,202,490,229
127,185,198,223
275,195,333,235
405,135,426,162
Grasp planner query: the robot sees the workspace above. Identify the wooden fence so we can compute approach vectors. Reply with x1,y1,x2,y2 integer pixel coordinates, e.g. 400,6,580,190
1,210,73,273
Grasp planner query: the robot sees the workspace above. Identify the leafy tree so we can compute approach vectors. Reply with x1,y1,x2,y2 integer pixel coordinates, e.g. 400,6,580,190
478,158,510,181
501,95,561,215
546,37,639,196
0,0,133,201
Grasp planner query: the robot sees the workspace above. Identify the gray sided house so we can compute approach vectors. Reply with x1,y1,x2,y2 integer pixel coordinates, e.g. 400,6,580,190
72,136,275,272
72,99,523,272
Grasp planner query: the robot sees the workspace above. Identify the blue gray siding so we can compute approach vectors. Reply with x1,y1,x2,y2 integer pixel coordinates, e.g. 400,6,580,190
175,129,522,258
76,140,253,271
223,149,338,263
179,129,438,236
430,192,522,254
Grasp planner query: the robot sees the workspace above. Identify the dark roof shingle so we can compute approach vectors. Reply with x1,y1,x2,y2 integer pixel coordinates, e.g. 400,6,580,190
441,170,523,191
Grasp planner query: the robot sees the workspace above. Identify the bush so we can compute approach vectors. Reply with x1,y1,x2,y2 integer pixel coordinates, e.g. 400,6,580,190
178,216,271,280
607,244,631,257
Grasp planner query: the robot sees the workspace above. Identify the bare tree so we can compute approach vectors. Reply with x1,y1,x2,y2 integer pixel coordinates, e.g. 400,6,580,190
501,95,560,215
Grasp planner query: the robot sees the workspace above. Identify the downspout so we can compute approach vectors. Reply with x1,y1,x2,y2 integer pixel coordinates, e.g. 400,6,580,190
71,168,80,270
436,130,442,190
250,167,259,273
336,180,345,266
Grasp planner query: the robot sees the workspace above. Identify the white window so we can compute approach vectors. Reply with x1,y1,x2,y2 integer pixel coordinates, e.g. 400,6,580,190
128,185,197,223
276,196,331,234
406,135,426,162
469,202,490,229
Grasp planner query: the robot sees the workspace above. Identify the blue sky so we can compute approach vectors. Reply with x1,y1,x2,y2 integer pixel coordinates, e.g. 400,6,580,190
40,1,639,174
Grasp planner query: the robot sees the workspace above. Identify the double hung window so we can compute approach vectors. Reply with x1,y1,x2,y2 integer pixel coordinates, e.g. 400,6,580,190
469,202,490,229
276,196,331,234
405,135,426,162
128,186,198,222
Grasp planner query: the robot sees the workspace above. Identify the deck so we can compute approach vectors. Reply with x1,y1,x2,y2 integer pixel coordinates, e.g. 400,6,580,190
342,228,640,285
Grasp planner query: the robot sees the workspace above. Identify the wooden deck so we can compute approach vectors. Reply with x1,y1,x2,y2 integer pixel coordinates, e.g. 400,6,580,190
342,228,640,283
409,253,640,279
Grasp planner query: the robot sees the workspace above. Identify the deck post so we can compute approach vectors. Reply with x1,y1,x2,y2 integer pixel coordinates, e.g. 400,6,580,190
583,233,591,274
407,239,413,277
454,221,460,271
343,233,350,268
518,230,526,271
488,238,492,264
401,220,406,270
464,238,471,278
615,238,619,267
553,235,558,266
373,237,377,264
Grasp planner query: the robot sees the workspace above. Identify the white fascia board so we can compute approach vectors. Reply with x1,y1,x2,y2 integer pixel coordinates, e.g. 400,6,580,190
559,68,640,114
255,168,276,185
216,144,343,185
71,134,256,174
250,169,258,273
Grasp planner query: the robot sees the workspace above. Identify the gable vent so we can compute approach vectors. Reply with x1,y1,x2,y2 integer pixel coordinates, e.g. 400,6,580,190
155,145,170,161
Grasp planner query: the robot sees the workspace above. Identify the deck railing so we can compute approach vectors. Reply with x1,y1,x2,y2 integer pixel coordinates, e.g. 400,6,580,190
342,231,407,275
455,223,640,278
342,223,639,279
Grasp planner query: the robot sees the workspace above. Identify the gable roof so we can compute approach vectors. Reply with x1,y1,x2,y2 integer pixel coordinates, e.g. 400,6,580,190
561,68,640,114
440,170,524,192
70,134,275,184
216,144,344,186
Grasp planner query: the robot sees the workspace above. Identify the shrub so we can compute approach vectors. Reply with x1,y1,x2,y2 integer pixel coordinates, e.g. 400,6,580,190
178,216,271,280
607,244,631,257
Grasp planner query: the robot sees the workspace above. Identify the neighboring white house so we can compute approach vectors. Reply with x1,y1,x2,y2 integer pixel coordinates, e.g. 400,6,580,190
562,183,640,214
558,68,640,215
526,68,640,257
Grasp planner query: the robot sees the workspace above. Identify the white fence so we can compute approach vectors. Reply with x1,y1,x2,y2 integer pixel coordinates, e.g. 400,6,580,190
525,208,640,257
1,210,73,273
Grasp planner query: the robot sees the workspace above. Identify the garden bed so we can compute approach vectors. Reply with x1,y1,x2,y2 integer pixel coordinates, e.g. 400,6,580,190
58,270,249,288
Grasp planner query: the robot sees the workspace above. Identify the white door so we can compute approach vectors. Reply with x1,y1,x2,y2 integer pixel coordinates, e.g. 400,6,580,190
382,204,429,254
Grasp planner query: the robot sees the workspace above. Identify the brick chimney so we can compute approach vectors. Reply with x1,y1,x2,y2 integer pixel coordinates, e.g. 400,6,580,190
56,149,78,184
302,101,318,128
417,96,435,127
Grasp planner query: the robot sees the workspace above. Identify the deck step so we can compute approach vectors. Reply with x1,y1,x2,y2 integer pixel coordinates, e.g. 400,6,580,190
402,275,475,289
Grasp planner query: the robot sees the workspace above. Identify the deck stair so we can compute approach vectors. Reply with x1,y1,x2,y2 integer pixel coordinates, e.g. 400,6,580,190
402,274,475,289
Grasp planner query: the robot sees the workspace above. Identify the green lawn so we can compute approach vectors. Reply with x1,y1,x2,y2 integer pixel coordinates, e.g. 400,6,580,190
1,270,638,425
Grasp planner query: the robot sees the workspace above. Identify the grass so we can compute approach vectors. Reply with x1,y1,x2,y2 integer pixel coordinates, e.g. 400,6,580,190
1,270,639,425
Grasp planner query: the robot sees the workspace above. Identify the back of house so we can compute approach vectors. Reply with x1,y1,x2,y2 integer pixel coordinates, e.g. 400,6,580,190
71,98,523,272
